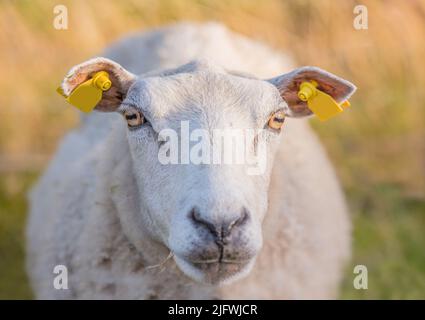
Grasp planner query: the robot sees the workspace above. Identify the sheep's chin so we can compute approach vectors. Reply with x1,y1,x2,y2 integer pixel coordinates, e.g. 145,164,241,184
174,255,256,286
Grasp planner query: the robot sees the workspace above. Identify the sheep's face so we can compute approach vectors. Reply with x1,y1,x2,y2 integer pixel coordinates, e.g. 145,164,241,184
61,58,355,285
123,62,284,285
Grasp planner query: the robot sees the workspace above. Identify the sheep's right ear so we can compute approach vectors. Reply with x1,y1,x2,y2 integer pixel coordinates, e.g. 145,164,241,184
59,57,136,112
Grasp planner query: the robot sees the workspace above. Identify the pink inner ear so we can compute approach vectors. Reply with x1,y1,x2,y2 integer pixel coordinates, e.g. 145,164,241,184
277,70,354,117
58,57,139,114
277,79,312,117
67,72,91,92
298,72,354,102
269,66,355,119
62,58,132,96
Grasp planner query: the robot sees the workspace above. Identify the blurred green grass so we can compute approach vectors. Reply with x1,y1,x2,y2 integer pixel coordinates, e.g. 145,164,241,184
341,183,425,299
0,0,424,299
0,172,36,299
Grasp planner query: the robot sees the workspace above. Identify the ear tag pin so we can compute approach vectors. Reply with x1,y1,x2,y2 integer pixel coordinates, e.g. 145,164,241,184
56,71,112,113
297,81,350,121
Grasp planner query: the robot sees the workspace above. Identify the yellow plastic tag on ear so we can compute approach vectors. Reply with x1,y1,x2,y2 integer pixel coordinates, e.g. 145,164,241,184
297,81,350,121
56,71,112,113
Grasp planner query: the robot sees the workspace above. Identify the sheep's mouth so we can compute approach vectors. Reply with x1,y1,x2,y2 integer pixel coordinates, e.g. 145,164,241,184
191,260,247,280
174,255,255,285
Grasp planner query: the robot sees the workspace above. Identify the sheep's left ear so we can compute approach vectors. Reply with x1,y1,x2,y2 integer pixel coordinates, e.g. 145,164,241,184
59,57,136,112
268,66,356,117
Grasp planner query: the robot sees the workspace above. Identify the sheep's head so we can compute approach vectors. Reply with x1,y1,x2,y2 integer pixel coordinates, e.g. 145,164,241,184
60,58,355,285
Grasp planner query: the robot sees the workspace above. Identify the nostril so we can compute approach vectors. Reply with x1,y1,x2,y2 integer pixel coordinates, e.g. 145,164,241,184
234,208,249,228
190,207,202,222
190,207,218,236
225,208,249,235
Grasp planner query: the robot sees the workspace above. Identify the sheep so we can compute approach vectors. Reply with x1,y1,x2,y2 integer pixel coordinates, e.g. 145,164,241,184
27,22,355,299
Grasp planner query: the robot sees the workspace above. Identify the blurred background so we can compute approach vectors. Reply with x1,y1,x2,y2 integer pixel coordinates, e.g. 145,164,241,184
0,0,424,299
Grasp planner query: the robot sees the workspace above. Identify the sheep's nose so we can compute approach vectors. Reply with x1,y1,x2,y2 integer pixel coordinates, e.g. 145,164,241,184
189,207,249,246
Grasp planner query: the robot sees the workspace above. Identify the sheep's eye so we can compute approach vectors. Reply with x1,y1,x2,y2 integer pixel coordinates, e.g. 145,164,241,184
124,109,144,128
268,110,286,131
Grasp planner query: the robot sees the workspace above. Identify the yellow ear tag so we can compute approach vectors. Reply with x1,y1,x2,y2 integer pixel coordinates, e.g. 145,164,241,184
297,81,350,121
56,71,112,113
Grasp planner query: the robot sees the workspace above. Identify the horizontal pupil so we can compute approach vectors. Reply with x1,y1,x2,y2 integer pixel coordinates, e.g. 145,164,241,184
273,117,285,123
126,114,138,120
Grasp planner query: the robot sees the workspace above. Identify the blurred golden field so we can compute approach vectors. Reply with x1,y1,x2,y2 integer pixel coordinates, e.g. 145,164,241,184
0,0,424,299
